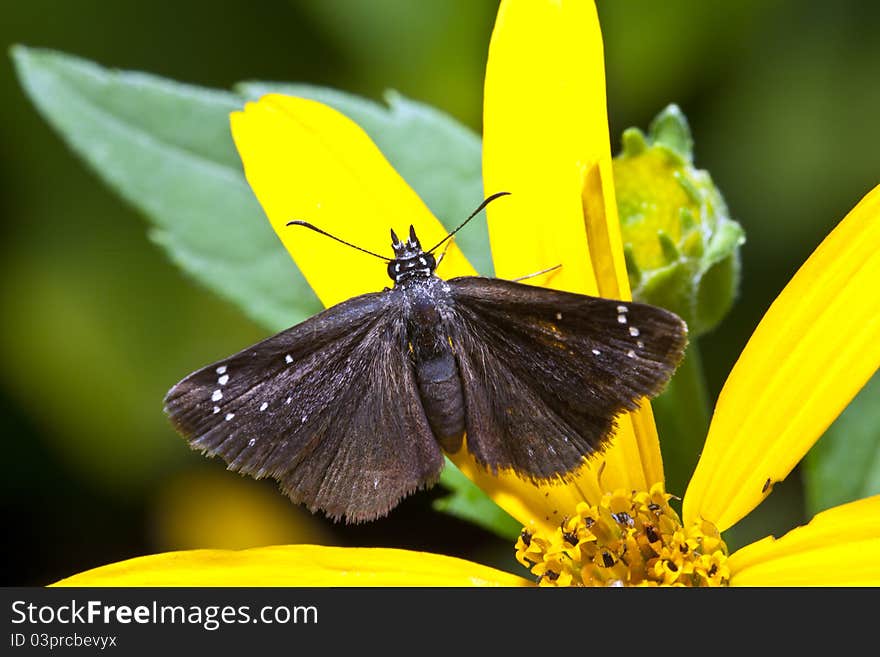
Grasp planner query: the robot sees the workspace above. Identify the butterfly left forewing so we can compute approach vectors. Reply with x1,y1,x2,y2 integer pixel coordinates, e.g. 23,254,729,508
164,290,444,523
447,277,687,481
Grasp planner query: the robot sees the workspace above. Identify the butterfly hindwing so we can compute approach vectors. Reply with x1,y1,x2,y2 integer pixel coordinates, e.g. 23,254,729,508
447,277,688,480
163,289,445,523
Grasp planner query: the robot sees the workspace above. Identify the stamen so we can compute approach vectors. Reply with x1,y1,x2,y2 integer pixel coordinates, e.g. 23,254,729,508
515,483,730,587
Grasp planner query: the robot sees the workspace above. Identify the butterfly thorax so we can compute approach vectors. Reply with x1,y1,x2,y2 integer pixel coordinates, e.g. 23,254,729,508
387,227,437,285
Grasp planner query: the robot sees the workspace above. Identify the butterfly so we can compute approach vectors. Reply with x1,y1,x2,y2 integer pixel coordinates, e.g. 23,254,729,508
164,193,687,523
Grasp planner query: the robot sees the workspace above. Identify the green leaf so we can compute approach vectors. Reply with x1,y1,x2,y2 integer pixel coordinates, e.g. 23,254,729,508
11,45,320,334
803,370,880,516
703,218,746,268
620,127,648,157
648,103,694,162
695,249,740,335
435,459,522,541
236,82,492,276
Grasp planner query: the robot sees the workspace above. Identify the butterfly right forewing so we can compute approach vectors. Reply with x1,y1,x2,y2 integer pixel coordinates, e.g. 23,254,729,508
447,277,687,481
164,289,444,523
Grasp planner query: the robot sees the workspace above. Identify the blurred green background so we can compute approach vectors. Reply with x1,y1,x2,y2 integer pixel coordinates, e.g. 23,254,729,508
2,0,879,585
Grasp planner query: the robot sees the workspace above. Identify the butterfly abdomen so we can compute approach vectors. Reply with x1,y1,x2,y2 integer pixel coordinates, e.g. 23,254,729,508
415,352,465,453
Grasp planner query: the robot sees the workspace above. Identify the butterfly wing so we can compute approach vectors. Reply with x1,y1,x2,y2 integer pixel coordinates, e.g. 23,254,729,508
447,277,687,480
163,289,444,523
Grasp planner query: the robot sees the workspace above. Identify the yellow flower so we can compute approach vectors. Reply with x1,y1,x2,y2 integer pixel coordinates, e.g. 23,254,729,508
55,0,880,586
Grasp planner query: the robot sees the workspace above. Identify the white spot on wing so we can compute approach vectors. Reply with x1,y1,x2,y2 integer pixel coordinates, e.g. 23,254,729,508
225,412,235,421
629,326,640,337
618,314,627,324
213,406,220,414
248,438,256,447
285,354,294,364
617,305,628,313
637,340,645,349
592,349,601,356
259,402,268,412
218,374,229,386
555,312,562,320
285,396,292,405
216,365,227,375
627,349,636,358
301,415,308,423
211,390,223,402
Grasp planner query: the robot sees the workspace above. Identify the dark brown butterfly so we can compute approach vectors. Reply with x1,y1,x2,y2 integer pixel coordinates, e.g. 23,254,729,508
164,193,687,523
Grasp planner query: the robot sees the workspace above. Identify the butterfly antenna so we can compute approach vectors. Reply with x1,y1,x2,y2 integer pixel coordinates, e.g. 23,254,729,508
426,191,511,254
287,220,391,261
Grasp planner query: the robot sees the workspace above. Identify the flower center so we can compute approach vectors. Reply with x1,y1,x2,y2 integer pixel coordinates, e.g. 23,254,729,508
515,483,729,586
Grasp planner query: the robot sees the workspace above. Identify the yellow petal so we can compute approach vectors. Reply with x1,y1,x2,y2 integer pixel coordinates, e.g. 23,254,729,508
728,495,880,586
483,0,601,294
471,0,663,523
52,545,532,587
684,184,880,531
230,94,475,308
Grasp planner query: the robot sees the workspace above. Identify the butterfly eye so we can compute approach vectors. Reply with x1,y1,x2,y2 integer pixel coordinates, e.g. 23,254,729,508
387,260,401,281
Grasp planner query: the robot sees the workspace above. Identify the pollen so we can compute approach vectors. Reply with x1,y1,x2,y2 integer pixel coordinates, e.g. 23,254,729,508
515,483,730,587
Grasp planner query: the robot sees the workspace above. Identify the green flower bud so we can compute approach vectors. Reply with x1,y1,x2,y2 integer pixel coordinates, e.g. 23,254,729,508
613,104,745,337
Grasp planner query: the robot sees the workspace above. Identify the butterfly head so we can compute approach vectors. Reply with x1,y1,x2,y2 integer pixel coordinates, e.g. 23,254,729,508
388,225,436,284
